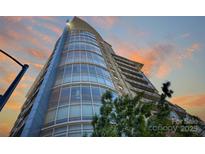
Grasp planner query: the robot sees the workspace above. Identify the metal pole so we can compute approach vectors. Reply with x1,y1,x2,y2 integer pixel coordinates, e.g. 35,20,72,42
0,49,29,112
0,64,29,111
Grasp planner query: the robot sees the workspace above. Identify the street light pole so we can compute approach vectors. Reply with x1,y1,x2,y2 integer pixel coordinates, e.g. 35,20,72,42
0,49,29,112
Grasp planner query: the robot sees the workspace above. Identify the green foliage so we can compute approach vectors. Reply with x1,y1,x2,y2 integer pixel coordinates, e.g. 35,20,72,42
92,91,118,137
91,91,201,137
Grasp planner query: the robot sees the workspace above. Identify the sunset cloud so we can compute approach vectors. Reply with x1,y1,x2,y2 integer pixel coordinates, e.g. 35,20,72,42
171,93,205,121
32,63,43,70
0,122,11,137
132,43,200,78
171,93,205,109
0,16,59,63
27,48,48,59
109,35,201,78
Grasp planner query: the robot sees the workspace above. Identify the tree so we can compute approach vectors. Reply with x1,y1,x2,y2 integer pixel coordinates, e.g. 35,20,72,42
91,91,118,137
91,82,200,137
92,91,153,137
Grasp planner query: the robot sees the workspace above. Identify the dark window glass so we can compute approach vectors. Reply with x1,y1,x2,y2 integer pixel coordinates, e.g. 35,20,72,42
82,104,93,118
48,88,60,108
69,105,81,120
81,64,89,74
64,65,72,83
74,51,81,62
59,53,67,65
45,109,56,124
89,65,96,75
55,68,64,85
82,86,91,104
91,87,101,102
59,87,70,105
81,52,87,62
72,64,80,82
94,105,102,115
70,86,81,104
72,64,80,74
95,67,103,76
100,87,107,96
86,52,93,64
67,52,74,63
56,106,68,123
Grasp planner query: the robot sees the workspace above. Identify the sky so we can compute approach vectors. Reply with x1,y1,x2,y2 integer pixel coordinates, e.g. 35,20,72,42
0,16,205,136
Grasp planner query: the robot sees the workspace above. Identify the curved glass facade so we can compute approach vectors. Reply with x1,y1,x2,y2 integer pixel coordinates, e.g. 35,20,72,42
41,30,116,137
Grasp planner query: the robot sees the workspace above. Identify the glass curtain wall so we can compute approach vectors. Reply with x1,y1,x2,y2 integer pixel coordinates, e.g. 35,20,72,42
41,30,116,137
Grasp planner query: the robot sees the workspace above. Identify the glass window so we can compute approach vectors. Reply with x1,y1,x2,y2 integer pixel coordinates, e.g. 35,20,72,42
81,52,87,62
72,64,80,82
69,105,81,120
67,42,102,55
81,64,89,74
89,73,98,83
88,65,96,75
69,124,81,131
95,67,103,76
82,86,91,104
105,78,114,87
100,87,107,96
82,104,93,118
83,124,93,130
68,132,81,137
70,86,81,104
72,64,80,74
92,54,98,63
55,68,64,85
67,51,74,63
64,65,72,83
94,105,102,115
59,87,70,105
59,53,67,66
98,76,105,85
81,73,89,82
74,51,81,62
40,129,53,137
48,88,60,108
54,126,67,135
87,52,93,62
45,109,56,124
55,134,67,137
56,106,68,123
102,69,110,78
91,86,101,103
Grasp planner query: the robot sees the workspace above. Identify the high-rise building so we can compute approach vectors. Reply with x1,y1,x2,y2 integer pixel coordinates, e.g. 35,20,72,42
9,17,177,137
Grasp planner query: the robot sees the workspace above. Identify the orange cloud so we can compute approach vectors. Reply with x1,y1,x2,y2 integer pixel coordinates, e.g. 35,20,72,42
0,17,56,62
45,23,62,35
171,93,205,109
109,35,201,78
156,63,171,78
0,122,11,137
27,48,48,59
0,73,31,112
1,72,17,85
22,74,35,82
32,63,43,70
31,20,62,35
171,93,205,121
5,101,22,111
